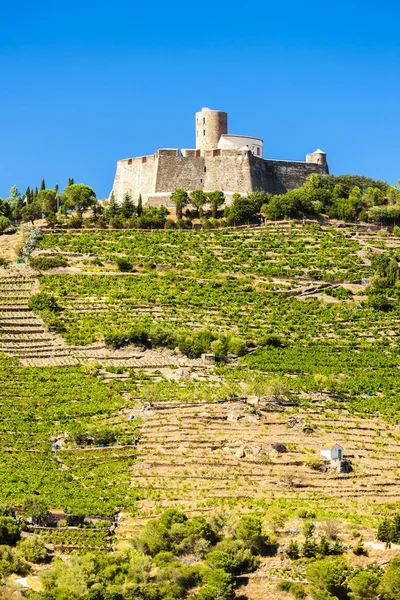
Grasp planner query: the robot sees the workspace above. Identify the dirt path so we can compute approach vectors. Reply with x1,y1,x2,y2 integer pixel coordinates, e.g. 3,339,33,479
0,229,28,263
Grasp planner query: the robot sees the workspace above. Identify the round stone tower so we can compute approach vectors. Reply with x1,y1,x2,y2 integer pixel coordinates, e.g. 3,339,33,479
306,149,327,167
195,108,228,153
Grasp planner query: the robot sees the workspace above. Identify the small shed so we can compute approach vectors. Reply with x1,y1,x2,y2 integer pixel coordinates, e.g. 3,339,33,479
46,509,66,526
320,443,343,461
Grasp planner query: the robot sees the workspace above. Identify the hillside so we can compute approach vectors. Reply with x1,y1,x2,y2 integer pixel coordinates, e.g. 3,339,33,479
1,221,400,599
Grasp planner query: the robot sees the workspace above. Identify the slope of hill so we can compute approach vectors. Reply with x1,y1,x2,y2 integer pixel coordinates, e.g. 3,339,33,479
1,221,400,599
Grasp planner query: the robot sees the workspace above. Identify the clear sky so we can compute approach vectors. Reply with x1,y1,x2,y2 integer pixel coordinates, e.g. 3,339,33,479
1,0,399,199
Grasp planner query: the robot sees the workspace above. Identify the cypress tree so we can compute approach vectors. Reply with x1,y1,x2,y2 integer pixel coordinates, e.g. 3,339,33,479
137,194,143,217
40,179,45,191
120,192,135,219
25,187,31,204
34,187,39,199
68,178,74,186
54,184,59,194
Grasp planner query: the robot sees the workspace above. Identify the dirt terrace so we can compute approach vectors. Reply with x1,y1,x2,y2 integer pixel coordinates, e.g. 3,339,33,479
129,399,400,520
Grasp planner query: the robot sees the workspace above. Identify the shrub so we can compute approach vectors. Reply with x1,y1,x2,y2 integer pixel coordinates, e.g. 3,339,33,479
17,536,48,563
68,213,83,228
227,336,247,356
368,294,390,311
28,293,60,313
0,215,11,231
0,516,21,545
258,334,284,347
30,255,68,270
116,258,134,272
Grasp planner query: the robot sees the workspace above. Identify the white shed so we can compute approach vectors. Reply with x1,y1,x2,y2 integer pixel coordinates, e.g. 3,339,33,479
320,443,343,461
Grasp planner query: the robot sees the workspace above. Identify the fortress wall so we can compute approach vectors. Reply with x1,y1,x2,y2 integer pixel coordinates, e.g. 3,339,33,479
155,152,205,193
249,156,329,195
111,155,156,203
204,150,253,194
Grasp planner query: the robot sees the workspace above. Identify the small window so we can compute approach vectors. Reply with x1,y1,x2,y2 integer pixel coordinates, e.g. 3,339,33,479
203,129,206,136
200,178,203,183
204,166,206,173
203,118,205,124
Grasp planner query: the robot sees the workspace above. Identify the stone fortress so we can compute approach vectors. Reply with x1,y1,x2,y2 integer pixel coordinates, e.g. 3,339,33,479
110,108,329,206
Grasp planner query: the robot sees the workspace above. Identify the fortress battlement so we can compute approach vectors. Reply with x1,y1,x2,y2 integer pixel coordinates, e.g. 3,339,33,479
110,108,328,206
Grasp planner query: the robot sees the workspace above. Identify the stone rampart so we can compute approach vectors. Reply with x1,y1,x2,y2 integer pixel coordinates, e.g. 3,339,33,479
110,149,329,206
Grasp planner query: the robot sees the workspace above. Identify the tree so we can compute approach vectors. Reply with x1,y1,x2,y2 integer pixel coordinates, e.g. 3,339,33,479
226,195,259,224
37,189,57,214
303,520,315,539
0,516,21,545
68,178,75,186
137,194,143,217
190,189,207,218
235,514,264,550
170,188,189,220
21,201,42,224
210,339,227,362
286,540,300,559
24,186,32,204
9,185,21,206
207,190,225,219
197,569,235,600
40,179,46,191
22,496,49,523
138,520,171,556
17,535,48,563
61,184,97,215
0,216,10,232
378,566,400,600
348,571,380,600
306,559,347,598
363,187,385,207
120,192,135,219
106,193,119,219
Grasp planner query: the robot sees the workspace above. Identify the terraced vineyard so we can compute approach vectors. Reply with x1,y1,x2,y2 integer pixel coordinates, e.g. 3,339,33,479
2,221,400,600
0,274,78,366
128,398,400,521
0,354,140,519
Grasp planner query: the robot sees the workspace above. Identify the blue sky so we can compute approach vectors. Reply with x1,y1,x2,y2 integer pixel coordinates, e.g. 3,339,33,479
1,0,399,199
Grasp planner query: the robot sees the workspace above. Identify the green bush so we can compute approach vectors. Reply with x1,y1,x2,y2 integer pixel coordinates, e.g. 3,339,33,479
28,292,60,313
0,516,21,545
116,257,134,272
16,536,48,563
30,255,68,270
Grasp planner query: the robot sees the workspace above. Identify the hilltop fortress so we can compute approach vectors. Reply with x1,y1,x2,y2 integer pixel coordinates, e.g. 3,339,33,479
110,108,329,206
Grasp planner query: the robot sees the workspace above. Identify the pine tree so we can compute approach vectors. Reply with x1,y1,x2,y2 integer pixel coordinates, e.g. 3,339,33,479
318,535,330,556
378,518,393,546
120,192,135,219
302,539,318,558
137,194,143,217
68,178,74,187
286,540,300,559
40,179,45,191
391,515,400,543
106,192,119,218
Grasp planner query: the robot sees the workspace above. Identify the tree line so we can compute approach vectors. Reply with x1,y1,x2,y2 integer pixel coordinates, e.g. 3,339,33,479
1,173,400,233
